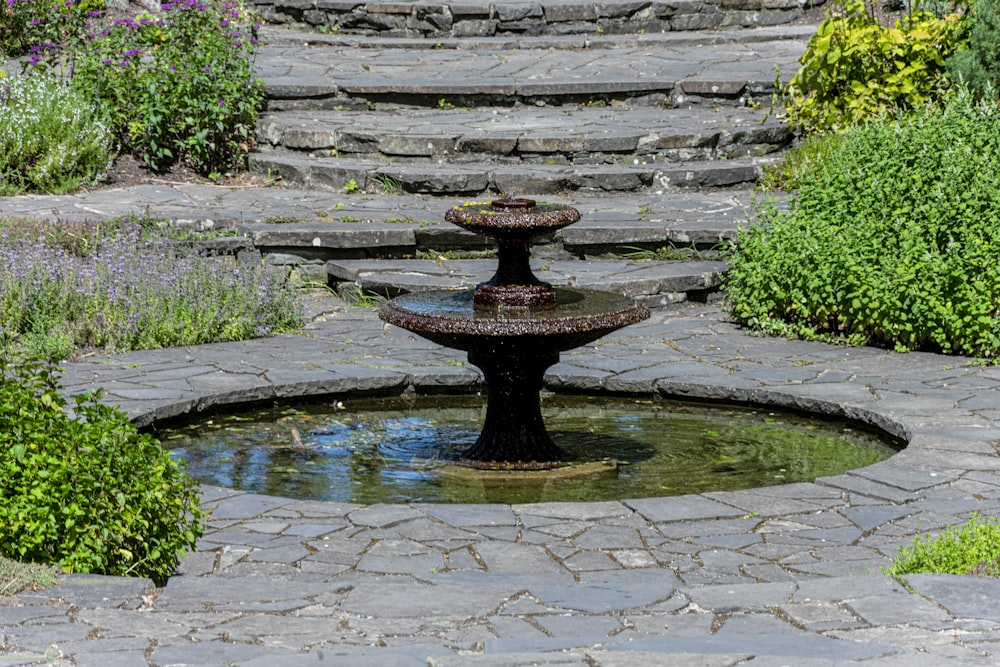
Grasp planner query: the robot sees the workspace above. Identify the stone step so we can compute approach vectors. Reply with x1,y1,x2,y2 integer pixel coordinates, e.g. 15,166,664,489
256,34,806,110
236,190,749,292
260,23,821,48
248,148,770,195
326,257,727,308
256,105,792,163
238,189,748,254
253,0,816,38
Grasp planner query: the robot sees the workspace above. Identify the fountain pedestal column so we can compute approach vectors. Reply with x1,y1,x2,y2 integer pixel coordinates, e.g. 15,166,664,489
462,346,566,465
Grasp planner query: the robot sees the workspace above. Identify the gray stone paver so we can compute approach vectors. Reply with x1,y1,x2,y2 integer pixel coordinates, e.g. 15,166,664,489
2,300,999,666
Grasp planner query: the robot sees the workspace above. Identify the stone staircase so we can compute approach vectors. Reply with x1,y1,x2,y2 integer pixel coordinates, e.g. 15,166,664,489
242,1,818,306
252,0,812,38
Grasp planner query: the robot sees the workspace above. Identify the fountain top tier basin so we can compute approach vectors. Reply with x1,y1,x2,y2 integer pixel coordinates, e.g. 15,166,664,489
444,198,581,243
446,198,585,310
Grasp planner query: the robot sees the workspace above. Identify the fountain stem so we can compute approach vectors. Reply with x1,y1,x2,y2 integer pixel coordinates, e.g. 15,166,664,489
475,240,555,310
461,346,567,465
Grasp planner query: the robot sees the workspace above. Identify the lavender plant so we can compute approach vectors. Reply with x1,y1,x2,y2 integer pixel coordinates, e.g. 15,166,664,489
0,216,301,360
0,72,113,194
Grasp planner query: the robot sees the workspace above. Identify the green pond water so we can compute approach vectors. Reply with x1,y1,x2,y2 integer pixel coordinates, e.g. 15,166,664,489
164,395,900,505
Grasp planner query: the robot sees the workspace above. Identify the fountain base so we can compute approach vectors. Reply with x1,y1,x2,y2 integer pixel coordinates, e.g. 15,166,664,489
432,459,618,479
460,347,567,463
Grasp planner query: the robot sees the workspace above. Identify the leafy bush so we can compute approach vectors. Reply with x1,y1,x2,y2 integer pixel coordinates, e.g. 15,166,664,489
65,0,264,175
0,356,203,585
784,0,968,134
12,0,263,177
1,0,46,58
0,72,113,194
947,0,1000,93
885,513,1000,577
0,215,302,361
1,0,102,62
727,89,1000,357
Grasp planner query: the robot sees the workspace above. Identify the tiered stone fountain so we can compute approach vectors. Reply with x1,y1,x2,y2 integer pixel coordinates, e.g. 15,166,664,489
379,198,650,467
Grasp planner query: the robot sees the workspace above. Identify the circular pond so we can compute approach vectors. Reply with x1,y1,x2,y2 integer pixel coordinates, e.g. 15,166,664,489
163,395,900,504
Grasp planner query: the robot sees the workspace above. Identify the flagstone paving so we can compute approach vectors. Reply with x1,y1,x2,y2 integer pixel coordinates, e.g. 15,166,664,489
3,8,1000,667
2,300,1000,666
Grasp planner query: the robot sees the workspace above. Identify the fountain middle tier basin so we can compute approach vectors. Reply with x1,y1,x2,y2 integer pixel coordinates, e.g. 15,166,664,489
379,287,650,465
378,287,650,352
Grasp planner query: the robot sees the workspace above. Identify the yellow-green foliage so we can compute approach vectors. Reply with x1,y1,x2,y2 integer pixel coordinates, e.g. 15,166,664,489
785,0,968,134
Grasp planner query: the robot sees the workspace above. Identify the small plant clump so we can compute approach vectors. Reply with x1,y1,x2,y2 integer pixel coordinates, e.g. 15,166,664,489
757,132,846,192
0,215,302,361
0,555,62,595
0,72,113,195
885,513,1000,577
727,89,1000,358
0,357,203,586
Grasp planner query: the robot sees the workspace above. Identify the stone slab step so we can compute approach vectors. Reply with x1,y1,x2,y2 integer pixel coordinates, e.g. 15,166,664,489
257,36,806,110
256,105,792,163
260,23,821,49
237,190,750,258
254,0,817,38
249,148,769,195
326,257,727,307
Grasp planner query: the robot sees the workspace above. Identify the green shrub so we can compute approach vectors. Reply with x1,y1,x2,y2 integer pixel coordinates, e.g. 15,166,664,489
66,0,264,175
947,0,1000,93
0,72,113,195
885,513,1000,577
727,88,1000,357
1,0,102,61
785,0,968,134
0,356,203,585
